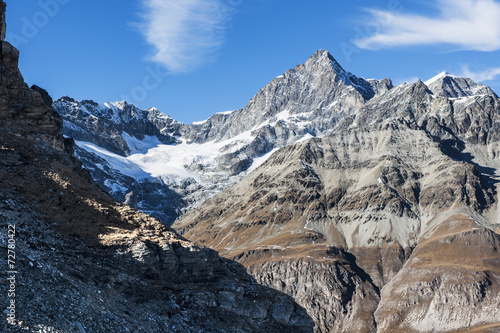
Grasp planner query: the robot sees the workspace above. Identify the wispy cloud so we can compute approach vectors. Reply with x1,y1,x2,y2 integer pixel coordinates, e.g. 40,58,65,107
461,65,500,81
355,0,500,51
137,0,233,73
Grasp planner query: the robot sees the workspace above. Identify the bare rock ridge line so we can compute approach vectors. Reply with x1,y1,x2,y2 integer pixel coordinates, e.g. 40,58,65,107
0,1,314,332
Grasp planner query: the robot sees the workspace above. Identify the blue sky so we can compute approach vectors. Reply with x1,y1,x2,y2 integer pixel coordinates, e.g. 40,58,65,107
5,0,500,123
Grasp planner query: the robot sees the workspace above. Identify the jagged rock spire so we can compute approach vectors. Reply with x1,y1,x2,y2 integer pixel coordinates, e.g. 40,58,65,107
304,49,392,101
0,0,65,151
0,0,5,41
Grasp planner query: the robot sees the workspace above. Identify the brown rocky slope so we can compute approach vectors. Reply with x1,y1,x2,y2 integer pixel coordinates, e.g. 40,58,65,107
174,78,500,331
0,1,314,332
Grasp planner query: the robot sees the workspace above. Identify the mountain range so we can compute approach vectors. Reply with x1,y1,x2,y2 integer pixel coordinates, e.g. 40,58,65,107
53,49,500,332
0,0,496,326
54,50,393,224
175,65,500,332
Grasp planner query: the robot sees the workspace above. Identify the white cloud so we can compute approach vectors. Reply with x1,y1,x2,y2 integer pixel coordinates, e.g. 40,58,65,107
138,0,233,73
355,0,500,51
461,65,500,81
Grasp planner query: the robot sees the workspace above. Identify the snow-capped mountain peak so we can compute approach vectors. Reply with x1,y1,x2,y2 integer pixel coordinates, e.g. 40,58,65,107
55,50,396,223
424,71,455,86
423,71,496,98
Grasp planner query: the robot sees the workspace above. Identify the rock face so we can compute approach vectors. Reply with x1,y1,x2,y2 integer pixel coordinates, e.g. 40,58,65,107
0,5,314,333
54,50,392,224
0,0,62,151
243,254,380,333
375,215,500,333
0,0,5,41
0,42,65,152
174,73,500,331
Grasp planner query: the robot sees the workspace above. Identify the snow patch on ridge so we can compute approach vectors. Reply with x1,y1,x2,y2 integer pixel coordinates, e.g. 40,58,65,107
191,110,236,125
216,110,235,115
75,141,150,179
424,71,456,86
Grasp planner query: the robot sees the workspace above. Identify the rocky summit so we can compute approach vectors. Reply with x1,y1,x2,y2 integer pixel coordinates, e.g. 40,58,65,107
0,2,314,332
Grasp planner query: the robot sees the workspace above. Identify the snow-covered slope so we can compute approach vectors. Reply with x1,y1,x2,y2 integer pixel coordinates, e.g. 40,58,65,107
424,71,455,86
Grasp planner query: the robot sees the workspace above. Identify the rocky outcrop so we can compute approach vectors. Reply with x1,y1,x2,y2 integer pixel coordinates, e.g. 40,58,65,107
0,0,60,150
0,24,65,152
0,4,314,332
242,253,380,333
375,215,500,332
0,1,5,42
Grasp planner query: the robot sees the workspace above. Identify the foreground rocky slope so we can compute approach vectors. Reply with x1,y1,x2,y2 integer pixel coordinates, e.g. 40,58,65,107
54,50,392,224
0,132,312,333
0,2,313,332
174,75,500,331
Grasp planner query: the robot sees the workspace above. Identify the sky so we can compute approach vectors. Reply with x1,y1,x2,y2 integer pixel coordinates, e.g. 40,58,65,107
5,0,500,124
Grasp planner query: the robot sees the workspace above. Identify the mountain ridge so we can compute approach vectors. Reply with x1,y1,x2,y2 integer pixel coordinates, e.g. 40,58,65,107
53,50,394,224
53,50,496,226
